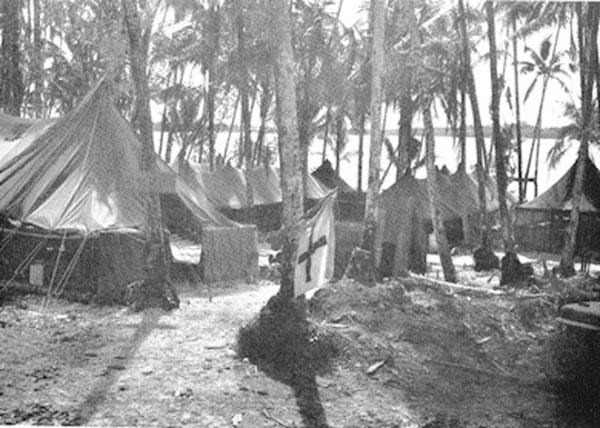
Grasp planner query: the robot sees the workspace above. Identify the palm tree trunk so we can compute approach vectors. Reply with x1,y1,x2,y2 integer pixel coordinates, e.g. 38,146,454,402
322,107,331,163
0,0,24,116
561,2,595,276
207,4,220,170
458,0,490,249
486,1,515,253
253,77,272,164
223,94,239,161
458,85,467,171
357,112,365,192
512,18,525,202
270,0,304,300
32,0,43,117
362,0,385,254
523,25,561,198
423,98,457,283
122,0,177,310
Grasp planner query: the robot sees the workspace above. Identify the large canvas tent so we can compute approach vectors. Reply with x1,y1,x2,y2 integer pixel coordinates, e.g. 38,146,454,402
172,158,328,230
515,156,600,253
0,80,258,303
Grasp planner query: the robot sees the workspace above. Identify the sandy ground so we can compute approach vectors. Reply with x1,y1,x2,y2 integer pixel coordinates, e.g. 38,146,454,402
1,250,600,427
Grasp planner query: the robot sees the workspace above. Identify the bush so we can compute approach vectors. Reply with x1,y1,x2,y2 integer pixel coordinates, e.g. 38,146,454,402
237,293,337,381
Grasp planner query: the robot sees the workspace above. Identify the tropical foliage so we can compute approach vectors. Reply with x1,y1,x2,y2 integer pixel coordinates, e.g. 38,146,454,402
1,0,596,278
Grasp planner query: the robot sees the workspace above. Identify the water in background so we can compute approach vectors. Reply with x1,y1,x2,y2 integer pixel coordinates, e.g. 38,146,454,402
310,133,588,203
156,130,593,204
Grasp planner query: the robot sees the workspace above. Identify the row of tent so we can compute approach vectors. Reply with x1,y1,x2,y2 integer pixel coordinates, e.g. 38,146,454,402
0,76,595,303
172,158,366,229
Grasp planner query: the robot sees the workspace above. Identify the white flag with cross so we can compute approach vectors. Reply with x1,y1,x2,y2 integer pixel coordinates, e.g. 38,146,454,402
294,190,336,297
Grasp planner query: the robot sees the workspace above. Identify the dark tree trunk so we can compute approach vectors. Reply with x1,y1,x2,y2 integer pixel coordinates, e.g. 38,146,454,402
458,0,490,251
0,0,24,116
207,4,220,170
486,1,515,253
32,0,43,117
560,3,595,277
357,112,365,192
458,86,467,171
512,18,524,203
122,0,178,310
322,107,331,163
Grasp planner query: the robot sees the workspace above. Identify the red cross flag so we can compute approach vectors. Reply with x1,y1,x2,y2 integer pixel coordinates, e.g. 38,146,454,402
294,190,336,297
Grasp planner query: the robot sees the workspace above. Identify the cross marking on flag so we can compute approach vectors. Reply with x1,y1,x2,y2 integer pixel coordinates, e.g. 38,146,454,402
293,189,336,297
297,231,327,283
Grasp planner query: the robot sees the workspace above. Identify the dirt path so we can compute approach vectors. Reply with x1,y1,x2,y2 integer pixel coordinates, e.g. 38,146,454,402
0,281,417,427
2,275,599,427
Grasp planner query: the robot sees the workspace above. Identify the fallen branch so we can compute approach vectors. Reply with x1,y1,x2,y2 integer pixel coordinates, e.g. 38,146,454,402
262,409,292,428
408,273,505,296
427,359,537,384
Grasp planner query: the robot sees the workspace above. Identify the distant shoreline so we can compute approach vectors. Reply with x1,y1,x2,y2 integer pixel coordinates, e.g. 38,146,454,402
153,123,562,140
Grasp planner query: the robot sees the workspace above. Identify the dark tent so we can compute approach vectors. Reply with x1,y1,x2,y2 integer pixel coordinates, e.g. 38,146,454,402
446,168,516,246
0,80,258,303
311,159,365,222
515,156,600,253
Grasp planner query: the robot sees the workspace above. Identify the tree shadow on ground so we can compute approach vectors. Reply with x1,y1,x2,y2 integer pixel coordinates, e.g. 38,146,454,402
68,309,163,425
237,294,336,428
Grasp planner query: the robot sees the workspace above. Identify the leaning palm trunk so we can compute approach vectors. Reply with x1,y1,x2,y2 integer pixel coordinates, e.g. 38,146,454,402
486,1,515,253
560,3,595,276
458,0,490,250
423,98,457,283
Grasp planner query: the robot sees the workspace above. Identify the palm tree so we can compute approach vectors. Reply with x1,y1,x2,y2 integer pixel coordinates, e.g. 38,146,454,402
268,0,305,300
362,0,385,256
410,0,457,282
122,0,178,310
498,1,537,203
457,0,491,254
520,32,573,198
486,1,515,253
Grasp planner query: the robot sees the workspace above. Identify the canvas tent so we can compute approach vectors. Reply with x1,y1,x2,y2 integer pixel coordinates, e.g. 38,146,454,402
515,156,600,253
311,160,365,222
0,80,258,303
172,158,328,231
0,113,55,160
378,171,462,277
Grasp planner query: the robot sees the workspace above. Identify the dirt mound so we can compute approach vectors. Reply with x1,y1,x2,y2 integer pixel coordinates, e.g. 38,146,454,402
308,277,566,426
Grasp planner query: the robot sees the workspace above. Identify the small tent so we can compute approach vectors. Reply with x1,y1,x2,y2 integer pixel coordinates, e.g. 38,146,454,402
172,158,328,231
311,160,365,222
515,156,600,253
0,80,258,303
